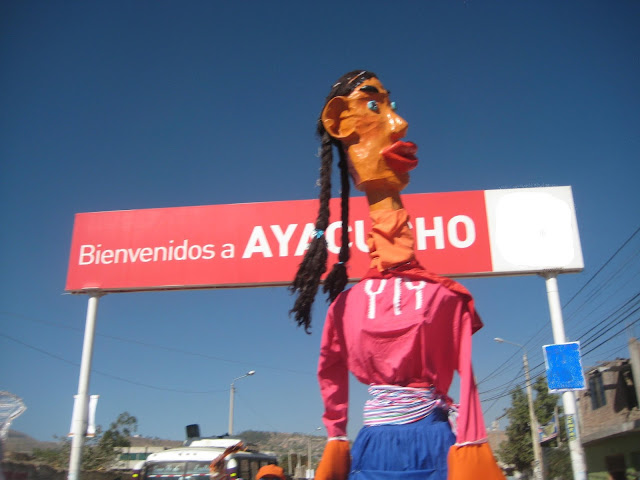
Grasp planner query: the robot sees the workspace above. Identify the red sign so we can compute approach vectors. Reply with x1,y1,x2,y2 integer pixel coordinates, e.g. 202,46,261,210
65,191,492,293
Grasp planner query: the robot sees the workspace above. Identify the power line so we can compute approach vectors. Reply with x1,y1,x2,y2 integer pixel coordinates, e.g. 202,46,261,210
0,310,314,377
480,364,547,402
583,341,630,364
581,316,640,358
479,226,640,405
580,299,640,348
0,332,229,394
482,367,522,416
483,296,638,404
563,257,640,336
562,225,640,310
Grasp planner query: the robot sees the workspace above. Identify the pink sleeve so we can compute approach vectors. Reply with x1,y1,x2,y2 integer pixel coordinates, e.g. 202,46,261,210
454,307,488,445
318,301,349,438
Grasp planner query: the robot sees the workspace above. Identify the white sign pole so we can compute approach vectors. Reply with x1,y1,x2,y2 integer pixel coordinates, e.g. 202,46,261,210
543,273,587,480
68,292,102,480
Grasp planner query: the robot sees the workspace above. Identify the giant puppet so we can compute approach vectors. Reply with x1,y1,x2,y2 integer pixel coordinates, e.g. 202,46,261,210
290,71,505,480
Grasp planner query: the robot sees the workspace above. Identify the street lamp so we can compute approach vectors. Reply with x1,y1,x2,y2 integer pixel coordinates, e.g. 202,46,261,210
228,370,255,435
494,338,544,480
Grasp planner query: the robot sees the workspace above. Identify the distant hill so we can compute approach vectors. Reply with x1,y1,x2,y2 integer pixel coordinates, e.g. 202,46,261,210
3,430,182,454
237,430,325,459
127,436,182,448
4,429,325,460
5,430,58,453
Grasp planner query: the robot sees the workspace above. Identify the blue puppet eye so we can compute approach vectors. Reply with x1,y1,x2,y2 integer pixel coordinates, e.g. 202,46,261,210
367,100,379,112
390,101,397,111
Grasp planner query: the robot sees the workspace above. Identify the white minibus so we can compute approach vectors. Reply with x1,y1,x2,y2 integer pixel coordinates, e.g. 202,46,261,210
134,438,278,480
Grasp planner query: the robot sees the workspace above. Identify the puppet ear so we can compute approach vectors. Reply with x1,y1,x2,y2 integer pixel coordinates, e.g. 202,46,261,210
321,96,354,140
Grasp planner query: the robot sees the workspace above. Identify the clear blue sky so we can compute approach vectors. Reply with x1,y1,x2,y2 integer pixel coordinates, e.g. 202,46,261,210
1,1,639,443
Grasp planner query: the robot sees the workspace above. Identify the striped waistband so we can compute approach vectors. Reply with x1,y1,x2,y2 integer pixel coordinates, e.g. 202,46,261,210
363,385,451,427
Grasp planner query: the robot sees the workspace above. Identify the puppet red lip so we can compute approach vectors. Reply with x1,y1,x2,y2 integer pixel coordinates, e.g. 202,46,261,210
381,141,418,173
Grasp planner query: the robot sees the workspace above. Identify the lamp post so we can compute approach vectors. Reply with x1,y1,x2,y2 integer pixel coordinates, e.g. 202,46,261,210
228,370,255,435
494,338,544,480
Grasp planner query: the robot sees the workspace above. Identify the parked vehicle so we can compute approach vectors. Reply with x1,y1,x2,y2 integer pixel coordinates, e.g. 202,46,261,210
134,437,278,480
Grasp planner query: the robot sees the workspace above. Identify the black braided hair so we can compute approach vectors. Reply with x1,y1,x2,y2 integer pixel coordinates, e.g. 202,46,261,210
290,70,377,333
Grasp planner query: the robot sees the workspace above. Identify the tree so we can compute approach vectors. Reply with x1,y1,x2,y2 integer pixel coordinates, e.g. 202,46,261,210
532,377,572,480
533,376,558,426
32,411,138,471
83,411,138,470
99,412,137,450
31,440,70,469
498,385,533,473
545,446,572,480
497,376,566,477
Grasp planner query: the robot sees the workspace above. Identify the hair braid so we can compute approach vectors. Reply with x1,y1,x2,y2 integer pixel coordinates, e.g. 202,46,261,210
290,69,377,333
323,146,351,302
289,132,333,333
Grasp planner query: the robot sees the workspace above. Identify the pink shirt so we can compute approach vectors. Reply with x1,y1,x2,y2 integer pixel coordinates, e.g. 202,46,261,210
318,274,488,446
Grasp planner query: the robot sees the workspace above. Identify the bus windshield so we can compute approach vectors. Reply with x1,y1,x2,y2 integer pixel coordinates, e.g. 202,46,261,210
145,461,210,479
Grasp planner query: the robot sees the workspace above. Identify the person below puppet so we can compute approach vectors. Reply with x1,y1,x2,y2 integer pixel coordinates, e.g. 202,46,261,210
290,71,505,480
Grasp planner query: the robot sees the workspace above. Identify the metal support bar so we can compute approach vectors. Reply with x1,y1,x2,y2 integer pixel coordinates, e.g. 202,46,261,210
68,292,102,480
543,273,587,480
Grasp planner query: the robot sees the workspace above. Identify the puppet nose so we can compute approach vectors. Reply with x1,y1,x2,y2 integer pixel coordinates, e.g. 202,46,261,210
389,113,408,142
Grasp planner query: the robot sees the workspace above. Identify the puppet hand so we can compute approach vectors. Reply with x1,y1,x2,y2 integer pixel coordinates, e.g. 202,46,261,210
447,443,505,480
314,439,350,480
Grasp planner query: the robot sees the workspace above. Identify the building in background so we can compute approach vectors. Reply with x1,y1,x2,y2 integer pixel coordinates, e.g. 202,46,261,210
111,437,182,471
111,445,170,470
577,340,640,480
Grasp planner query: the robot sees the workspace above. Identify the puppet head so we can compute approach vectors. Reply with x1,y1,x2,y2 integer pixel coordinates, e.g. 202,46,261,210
290,70,415,333
321,75,416,197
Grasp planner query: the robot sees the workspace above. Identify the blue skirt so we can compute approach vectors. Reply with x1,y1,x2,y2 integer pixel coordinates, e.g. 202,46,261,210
349,408,455,480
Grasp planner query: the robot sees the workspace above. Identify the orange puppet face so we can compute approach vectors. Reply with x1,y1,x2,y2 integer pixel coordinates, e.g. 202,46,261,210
321,77,418,193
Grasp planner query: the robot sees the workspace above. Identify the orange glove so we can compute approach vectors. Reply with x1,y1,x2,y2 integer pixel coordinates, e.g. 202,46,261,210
314,439,351,480
447,443,505,480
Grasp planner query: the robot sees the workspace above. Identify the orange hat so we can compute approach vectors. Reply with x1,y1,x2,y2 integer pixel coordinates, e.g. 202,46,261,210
256,464,285,480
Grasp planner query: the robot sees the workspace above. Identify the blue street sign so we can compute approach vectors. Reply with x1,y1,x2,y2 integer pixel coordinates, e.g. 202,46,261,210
543,342,586,392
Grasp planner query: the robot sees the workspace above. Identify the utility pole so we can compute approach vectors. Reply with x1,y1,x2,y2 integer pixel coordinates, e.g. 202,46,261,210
523,351,545,480
228,370,255,435
495,338,545,480
628,337,640,405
